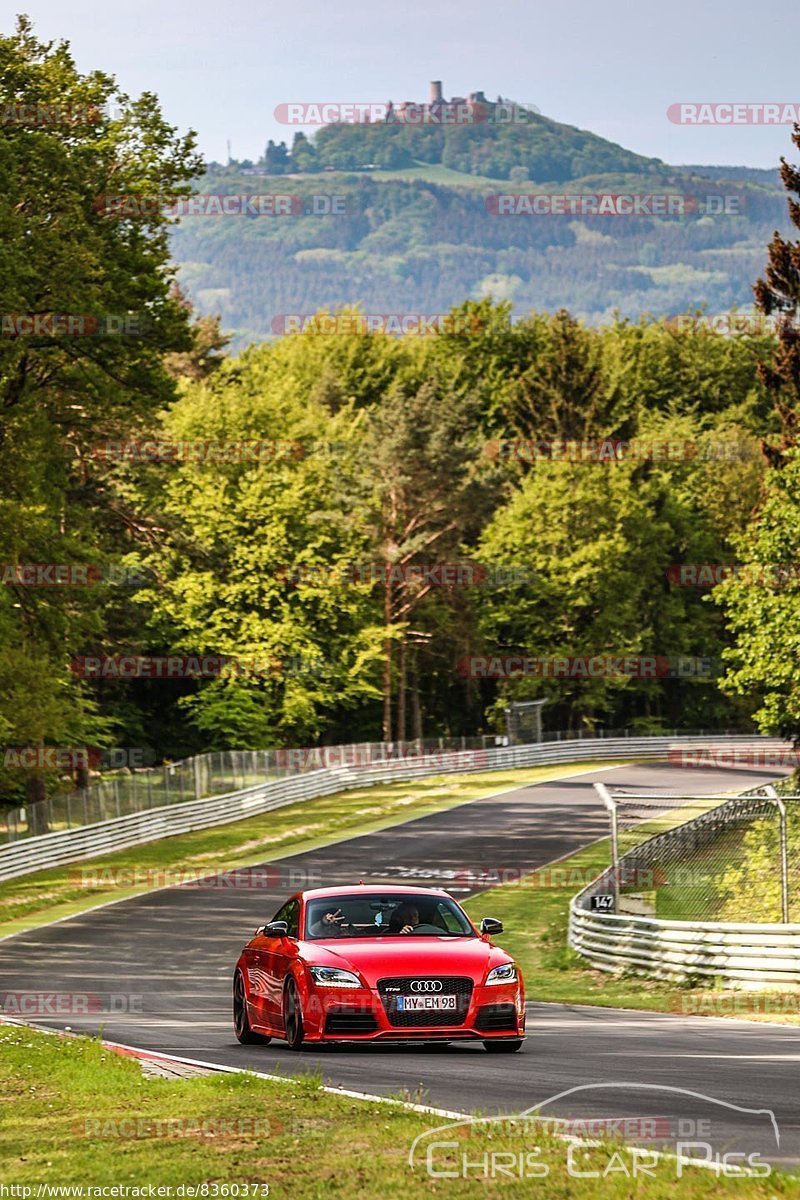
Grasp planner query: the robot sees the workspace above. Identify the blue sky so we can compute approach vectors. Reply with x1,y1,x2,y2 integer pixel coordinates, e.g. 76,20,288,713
13,0,799,168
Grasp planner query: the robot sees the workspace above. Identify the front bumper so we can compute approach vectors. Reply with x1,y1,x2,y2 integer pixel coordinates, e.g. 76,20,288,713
300,981,525,1042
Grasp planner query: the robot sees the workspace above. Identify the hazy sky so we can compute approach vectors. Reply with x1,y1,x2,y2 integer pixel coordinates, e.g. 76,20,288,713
10,0,798,168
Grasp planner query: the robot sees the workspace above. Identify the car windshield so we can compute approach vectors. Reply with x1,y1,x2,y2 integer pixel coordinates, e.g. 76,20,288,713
304,893,474,939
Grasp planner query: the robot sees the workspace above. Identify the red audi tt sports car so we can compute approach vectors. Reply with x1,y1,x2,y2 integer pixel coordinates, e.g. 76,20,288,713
233,884,525,1051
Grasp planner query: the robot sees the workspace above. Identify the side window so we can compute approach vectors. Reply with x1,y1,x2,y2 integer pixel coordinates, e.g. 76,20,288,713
271,898,299,938
436,902,464,933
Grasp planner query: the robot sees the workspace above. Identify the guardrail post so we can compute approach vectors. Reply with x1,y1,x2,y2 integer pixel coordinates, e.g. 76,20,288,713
594,782,619,910
763,786,789,923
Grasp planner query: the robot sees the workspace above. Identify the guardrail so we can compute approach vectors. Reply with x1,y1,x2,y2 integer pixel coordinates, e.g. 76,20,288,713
0,734,786,884
0,726,765,844
569,777,800,986
569,908,800,986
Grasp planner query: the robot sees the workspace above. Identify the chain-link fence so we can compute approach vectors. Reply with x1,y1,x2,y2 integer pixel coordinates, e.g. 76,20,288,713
0,725,765,846
583,781,800,924
0,738,506,844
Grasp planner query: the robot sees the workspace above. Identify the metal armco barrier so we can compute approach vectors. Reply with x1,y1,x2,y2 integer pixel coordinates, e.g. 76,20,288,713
569,908,800,986
569,772,800,987
0,735,787,884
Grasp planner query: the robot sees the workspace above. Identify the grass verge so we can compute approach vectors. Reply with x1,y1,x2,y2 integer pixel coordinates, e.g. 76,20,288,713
0,1026,793,1196
0,761,628,940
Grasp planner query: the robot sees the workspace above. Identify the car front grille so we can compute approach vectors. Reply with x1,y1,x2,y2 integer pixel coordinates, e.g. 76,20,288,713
474,1003,518,1032
377,976,473,1027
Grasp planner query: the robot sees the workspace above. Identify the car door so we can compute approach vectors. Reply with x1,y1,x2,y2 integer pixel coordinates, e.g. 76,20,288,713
253,898,300,1030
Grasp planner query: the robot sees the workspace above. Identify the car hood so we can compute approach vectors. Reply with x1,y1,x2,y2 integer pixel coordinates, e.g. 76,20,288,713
302,936,510,985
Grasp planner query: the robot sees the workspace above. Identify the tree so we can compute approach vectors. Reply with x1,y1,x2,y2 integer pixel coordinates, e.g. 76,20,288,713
132,344,387,746
716,455,800,738
501,309,619,446
753,123,800,462
164,287,229,381
264,139,289,174
0,17,201,812
715,124,800,740
290,131,317,172
476,405,763,734
358,378,490,740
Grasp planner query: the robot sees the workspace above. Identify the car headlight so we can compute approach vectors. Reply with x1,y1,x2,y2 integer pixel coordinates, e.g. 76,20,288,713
308,966,364,988
486,962,518,985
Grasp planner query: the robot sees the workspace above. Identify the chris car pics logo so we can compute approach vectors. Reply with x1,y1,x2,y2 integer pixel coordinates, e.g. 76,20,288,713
408,1083,778,1181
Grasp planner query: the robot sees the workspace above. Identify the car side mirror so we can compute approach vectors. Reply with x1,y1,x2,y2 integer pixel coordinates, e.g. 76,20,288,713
480,917,504,935
263,920,289,937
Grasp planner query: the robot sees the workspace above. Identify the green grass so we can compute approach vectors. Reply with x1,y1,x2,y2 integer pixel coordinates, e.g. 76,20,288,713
0,1026,794,1195
0,761,628,940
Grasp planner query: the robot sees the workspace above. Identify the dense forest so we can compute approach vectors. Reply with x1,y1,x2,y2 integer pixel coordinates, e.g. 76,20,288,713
172,167,789,347
5,19,800,814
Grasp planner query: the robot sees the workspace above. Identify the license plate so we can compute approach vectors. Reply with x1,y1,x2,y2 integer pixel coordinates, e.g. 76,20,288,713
397,994,457,1011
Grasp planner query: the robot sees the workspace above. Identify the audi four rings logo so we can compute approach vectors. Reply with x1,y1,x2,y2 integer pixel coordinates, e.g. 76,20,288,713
410,980,443,992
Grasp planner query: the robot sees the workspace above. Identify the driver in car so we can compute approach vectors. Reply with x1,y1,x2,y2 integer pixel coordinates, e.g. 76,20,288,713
388,902,421,934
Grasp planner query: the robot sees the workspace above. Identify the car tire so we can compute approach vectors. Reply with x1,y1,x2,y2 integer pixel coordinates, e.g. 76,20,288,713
482,1039,523,1053
283,978,305,1050
233,970,271,1045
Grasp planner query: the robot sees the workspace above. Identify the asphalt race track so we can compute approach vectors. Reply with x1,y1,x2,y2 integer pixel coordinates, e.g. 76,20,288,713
2,761,799,1169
